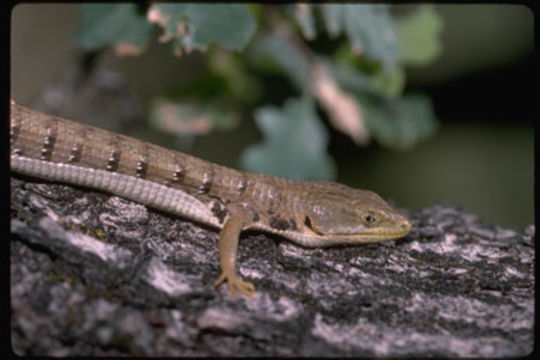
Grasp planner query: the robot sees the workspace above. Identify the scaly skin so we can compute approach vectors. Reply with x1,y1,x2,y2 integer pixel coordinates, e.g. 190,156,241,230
10,100,411,298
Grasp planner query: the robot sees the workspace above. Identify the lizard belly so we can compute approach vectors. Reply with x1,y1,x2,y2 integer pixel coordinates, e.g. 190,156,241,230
11,155,221,229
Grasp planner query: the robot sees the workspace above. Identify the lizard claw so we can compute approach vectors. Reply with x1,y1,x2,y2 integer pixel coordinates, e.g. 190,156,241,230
214,271,255,299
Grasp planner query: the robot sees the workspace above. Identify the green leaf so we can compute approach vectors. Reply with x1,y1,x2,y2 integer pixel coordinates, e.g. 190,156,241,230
367,66,406,98
323,56,370,93
362,93,438,149
320,4,397,71
241,97,336,180
77,4,152,51
320,4,342,37
294,4,316,40
188,4,256,51
149,3,256,52
329,49,404,99
396,6,443,66
248,33,311,90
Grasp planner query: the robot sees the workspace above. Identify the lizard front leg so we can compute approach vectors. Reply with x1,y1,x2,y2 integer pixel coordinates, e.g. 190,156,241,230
213,215,255,299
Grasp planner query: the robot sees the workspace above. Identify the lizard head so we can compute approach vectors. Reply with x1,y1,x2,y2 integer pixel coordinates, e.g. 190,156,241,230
287,181,411,247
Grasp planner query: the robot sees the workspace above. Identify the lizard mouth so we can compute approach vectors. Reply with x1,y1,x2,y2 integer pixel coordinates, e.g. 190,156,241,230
304,215,411,239
353,219,411,241
290,218,411,247
327,218,412,244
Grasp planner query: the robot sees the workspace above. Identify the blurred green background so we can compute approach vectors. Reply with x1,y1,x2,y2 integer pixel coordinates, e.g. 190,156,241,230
11,4,533,230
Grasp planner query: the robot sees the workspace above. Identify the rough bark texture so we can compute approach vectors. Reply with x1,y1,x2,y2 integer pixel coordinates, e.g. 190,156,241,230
10,176,534,357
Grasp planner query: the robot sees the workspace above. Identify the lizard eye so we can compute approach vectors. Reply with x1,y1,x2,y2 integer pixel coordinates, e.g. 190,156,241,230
361,211,377,226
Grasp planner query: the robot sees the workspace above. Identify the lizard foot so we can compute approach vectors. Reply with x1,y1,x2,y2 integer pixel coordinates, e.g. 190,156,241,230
214,271,255,299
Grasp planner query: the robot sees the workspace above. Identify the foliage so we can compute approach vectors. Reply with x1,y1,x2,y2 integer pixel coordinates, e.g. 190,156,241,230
76,4,443,180
362,93,439,149
319,4,398,71
148,4,256,53
396,6,443,66
77,4,152,52
241,97,336,180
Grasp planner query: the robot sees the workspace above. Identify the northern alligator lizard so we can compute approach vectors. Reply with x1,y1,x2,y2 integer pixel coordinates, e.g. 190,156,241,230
10,99,411,298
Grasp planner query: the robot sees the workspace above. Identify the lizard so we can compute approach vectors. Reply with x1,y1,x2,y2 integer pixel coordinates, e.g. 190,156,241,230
9,99,412,298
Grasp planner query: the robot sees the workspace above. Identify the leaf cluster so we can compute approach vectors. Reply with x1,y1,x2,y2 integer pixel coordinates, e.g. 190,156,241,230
76,4,443,180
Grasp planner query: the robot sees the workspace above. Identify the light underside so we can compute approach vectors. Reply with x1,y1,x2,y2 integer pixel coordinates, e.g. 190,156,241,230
11,155,221,229
256,224,410,248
